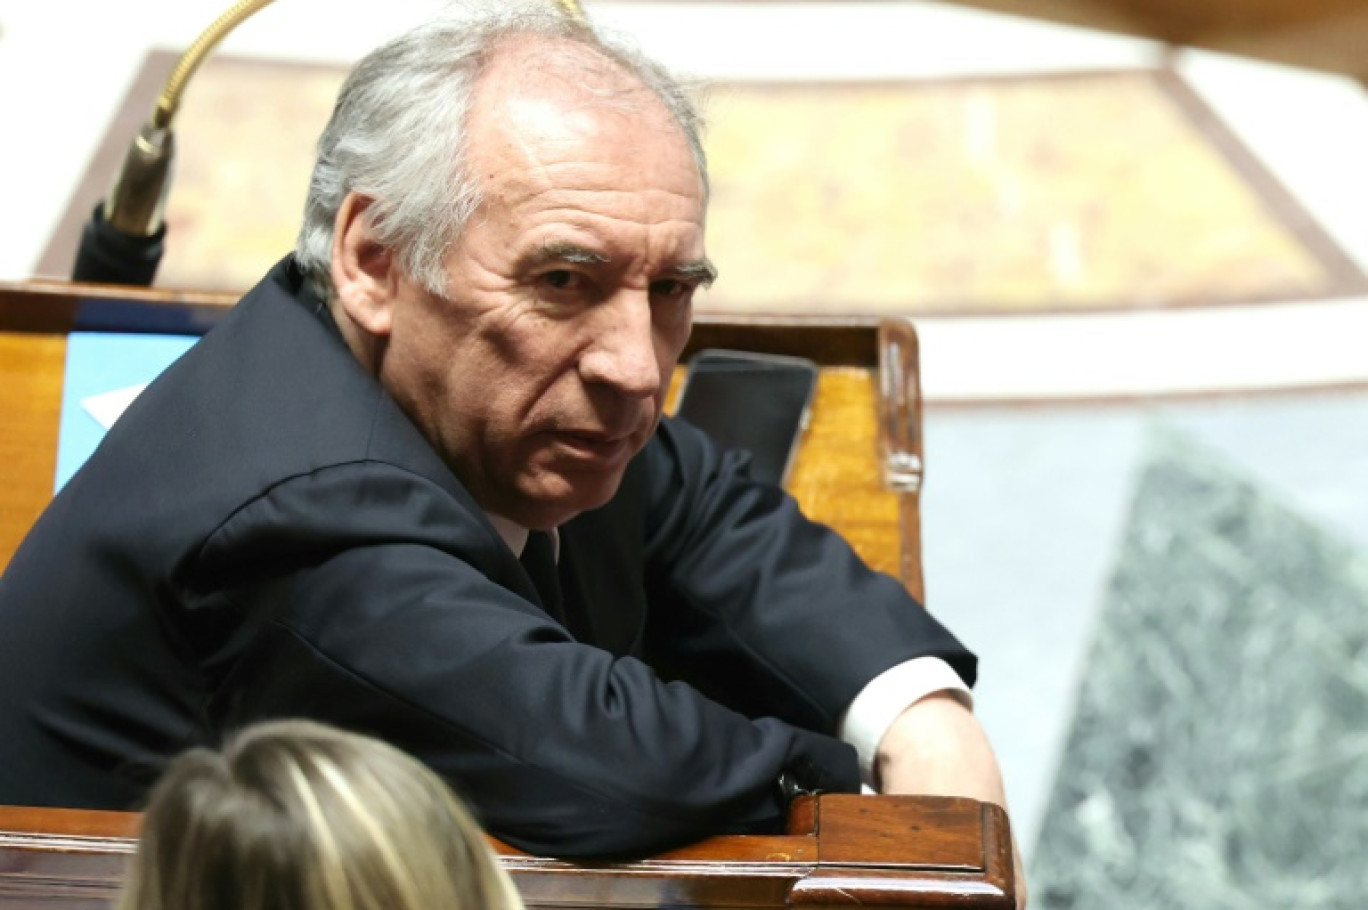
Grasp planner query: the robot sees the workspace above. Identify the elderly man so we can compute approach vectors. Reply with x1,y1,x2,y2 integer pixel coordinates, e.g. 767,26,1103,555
0,0,1018,886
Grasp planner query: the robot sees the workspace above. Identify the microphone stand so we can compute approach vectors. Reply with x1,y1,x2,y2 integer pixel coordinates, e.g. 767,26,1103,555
72,0,278,285
71,0,589,286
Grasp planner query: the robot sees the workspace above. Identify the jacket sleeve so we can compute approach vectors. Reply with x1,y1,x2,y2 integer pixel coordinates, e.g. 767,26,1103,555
640,417,978,733
185,460,859,858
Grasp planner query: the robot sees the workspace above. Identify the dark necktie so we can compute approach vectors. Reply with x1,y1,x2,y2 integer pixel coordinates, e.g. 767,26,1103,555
520,530,564,618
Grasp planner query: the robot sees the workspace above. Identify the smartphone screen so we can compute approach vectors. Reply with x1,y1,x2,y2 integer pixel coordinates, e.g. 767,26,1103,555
674,349,819,486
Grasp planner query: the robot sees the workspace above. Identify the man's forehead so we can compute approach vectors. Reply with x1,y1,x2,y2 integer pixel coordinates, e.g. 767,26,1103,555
471,36,685,156
481,33,645,102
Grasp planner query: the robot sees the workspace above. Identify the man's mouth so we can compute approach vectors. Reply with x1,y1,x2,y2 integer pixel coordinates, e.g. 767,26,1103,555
552,430,637,464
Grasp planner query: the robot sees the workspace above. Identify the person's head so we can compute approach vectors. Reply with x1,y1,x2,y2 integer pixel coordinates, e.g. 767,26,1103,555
295,1,714,530
117,720,523,910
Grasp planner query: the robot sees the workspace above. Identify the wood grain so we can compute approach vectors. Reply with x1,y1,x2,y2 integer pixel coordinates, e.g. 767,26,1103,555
0,332,64,571
664,363,908,588
0,795,1015,910
788,368,902,579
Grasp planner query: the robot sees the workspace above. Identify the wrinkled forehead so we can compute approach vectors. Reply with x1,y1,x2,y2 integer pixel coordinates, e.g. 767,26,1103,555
467,36,704,196
485,34,646,99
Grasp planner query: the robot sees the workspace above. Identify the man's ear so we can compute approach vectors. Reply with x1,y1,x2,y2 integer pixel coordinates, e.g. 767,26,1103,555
330,192,397,337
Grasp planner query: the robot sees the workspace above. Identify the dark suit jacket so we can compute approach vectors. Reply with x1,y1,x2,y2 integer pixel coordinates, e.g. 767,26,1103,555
0,258,975,856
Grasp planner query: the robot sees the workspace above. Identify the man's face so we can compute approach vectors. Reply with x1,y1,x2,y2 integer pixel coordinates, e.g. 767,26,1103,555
373,57,710,529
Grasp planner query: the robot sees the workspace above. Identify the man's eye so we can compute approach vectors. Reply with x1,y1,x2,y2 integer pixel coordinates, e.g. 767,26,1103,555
650,279,692,300
544,270,578,290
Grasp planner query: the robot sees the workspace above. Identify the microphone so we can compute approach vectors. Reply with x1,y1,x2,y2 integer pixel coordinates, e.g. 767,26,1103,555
72,0,278,285
71,0,587,286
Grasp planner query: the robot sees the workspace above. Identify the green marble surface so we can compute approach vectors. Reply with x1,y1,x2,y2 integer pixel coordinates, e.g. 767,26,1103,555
1030,426,1368,907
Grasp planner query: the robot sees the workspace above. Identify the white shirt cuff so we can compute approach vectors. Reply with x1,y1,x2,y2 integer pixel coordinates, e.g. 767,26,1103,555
837,657,973,790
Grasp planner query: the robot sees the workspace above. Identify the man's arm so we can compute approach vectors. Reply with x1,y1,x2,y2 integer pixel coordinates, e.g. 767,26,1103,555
193,459,860,858
642,417,977,734
644,418,1025,903
877,694,1028,908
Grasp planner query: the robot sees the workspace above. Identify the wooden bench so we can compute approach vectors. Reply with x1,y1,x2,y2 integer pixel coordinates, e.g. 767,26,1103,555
0,794,1015,909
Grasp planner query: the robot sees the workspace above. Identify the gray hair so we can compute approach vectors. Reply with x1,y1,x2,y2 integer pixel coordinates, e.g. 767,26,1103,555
294,0,708,300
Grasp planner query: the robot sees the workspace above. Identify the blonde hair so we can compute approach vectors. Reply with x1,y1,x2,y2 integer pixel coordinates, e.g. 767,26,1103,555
118,720,524,910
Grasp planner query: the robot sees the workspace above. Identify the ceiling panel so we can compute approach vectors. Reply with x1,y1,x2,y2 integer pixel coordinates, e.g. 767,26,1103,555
939,0,1368,79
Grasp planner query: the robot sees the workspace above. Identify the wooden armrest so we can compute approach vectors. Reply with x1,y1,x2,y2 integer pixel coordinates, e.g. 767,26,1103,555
0,794,1013,909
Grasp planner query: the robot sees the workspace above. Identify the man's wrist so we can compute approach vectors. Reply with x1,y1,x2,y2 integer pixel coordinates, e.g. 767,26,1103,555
837,657,973,790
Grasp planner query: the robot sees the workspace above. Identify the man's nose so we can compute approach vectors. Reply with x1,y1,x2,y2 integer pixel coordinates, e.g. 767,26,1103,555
578,293,661,398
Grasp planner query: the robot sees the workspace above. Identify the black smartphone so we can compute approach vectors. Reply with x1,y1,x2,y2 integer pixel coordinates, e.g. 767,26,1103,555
674,349,819,486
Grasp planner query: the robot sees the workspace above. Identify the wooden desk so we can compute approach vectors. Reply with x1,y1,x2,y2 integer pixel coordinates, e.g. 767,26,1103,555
0,794,1015,909
0,281,923,600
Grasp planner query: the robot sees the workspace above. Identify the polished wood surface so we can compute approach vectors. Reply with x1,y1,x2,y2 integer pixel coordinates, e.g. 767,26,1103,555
0,281,922,598
0,332,65,573
787,369,902,580
0,795,1015,909
663,365,902,581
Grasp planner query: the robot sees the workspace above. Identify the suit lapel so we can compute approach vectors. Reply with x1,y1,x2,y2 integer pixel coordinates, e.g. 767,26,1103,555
558,456,649,656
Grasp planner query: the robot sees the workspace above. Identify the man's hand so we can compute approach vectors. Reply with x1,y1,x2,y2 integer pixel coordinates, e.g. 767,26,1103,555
875,693,1028,909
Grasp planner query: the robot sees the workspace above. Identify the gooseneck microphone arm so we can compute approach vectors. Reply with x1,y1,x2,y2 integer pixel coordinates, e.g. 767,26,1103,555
71,0,587,286
72,0,278,285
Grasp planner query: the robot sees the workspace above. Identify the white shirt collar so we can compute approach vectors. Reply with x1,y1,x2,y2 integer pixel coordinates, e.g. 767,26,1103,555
487,513,558,562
